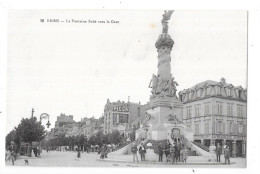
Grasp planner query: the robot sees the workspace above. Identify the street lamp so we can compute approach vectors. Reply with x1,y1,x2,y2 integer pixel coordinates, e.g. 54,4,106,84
40,113,51,128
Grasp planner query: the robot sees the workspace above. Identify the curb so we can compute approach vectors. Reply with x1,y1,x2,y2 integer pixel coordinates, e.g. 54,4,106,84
96,159,236,165
17,156,38,160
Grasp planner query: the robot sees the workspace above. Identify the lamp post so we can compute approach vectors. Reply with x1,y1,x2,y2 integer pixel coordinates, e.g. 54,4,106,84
40,113,51,128
39,112,51,153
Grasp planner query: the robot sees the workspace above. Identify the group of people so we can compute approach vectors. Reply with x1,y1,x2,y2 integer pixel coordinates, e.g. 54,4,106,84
32,146,42,158
131,142,187,164
216,143,231,165
131,143,147,162
162,143,188,164
99,144,110,159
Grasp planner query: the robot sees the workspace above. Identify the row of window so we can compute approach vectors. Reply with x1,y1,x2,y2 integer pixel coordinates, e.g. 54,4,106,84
193,121,246,135
186,103,244,118
181,86,244,102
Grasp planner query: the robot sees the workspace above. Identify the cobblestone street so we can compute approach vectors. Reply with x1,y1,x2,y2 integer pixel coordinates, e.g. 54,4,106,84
5,150,246,168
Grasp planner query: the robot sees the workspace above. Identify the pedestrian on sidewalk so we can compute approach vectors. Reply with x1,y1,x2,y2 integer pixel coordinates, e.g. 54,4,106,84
224,145,231,165
8,141,16,165
131,143,138,162
77,147,81,158
139,143,146,161
176,142,181,162
215,143,222,162
158,143,164,162
169,144,176,164
37,146,41,158
164,143,170,159
33,147,37,157
104,145,108,158
180,147,187,163
100,145,106,159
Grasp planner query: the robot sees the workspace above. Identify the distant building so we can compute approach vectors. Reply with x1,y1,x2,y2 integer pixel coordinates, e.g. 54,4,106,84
103,99,145,135
179,78,247,157
66,116,104,138
54,113,76,136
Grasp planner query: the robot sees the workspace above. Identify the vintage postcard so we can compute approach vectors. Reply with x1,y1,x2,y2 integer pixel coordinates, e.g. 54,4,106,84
5,9,247,169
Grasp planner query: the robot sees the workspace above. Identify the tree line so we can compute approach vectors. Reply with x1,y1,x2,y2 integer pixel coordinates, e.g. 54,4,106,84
42,130,132,150
6,115,136,150
6,117,45,148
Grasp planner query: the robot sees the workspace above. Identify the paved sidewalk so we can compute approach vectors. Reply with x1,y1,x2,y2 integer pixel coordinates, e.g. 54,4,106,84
5,151,246,168
98,154,236,166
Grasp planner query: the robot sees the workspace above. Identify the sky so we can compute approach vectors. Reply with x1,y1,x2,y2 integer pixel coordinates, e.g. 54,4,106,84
6,10,247,133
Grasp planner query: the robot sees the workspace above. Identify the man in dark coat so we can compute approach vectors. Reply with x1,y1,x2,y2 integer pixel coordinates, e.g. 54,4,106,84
131,143,139,162
176,142,182,162
139,143,146,161
216,143,222,162
224,145,231,165
158,143,164,162
164,143,170,158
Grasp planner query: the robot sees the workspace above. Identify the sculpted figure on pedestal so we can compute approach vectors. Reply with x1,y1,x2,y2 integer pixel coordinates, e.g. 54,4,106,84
156,75,163,94
169,77,178,96
149,74,158,95
161,10,174,34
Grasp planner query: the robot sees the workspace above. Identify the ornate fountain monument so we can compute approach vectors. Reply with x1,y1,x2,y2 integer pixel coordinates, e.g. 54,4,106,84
144,11,193,144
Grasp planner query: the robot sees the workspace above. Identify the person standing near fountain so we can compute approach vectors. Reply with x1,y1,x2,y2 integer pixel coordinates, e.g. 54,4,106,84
158,143,164,162
131,143,139,162
216,143,222,162
139,143,146,161
224,145,230,165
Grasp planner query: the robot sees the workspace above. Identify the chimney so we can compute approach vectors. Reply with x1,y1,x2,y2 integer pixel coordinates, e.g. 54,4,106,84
128,96,130,103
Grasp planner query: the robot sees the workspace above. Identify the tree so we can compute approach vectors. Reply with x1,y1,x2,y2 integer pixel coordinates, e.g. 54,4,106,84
111,130,123,145
15,117,45,144
88,135,96,146
95,131,104,146
5,129,19,148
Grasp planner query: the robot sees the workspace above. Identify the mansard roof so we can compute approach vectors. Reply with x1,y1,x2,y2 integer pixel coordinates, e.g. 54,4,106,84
179,78,247,103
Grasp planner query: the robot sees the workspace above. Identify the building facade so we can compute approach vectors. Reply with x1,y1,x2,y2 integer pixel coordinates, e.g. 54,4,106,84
179,78,247,157
103,99,145,135
54,113,76,136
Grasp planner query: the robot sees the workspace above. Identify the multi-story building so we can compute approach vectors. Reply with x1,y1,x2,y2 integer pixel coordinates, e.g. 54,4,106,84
70,116,104,138
179,78,247,157
54,113,76,136
103,99,145,135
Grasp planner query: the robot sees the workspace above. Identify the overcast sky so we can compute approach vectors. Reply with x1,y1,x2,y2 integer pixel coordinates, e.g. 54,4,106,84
6,10,247,133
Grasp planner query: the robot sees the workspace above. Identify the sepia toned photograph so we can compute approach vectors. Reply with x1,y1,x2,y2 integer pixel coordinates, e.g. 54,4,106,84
5,9,247,168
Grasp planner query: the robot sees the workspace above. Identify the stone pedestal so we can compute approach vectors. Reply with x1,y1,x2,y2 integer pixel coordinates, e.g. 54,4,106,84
151,130,167,140
147,96,183,141
145,148,158,162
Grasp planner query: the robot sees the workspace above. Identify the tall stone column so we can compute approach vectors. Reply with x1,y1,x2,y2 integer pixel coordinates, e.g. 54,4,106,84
155,34,174,80
149,10,178,99
232,141,237,157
